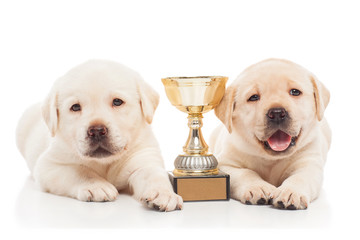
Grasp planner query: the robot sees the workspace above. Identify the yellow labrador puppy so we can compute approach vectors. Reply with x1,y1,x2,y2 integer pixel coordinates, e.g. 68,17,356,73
210,59,331,210
16,60,183,211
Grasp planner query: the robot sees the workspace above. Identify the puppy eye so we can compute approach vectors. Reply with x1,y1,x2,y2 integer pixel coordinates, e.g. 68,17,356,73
112,98,124,107
248,94,260,102
289,89,302,96
70,103,81,112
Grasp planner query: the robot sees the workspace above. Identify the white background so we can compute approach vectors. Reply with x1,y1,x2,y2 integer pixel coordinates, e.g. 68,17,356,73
1,0,359,239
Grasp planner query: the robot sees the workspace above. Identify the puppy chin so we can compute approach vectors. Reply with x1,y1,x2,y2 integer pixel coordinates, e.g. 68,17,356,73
77,144,127,163
86,147,114,158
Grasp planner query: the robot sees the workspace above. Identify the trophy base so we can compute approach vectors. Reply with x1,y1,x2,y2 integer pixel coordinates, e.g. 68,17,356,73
168,171,230,202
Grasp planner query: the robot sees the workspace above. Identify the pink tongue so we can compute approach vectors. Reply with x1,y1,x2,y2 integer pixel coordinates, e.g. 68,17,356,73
267,130,292,152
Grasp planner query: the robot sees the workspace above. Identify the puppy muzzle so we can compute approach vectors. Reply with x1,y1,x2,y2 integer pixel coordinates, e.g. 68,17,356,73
84,124,115,158
260,108,300,153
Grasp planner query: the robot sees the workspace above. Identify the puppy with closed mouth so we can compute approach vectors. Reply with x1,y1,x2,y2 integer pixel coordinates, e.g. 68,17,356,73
16,60,183,211
210,59,331,210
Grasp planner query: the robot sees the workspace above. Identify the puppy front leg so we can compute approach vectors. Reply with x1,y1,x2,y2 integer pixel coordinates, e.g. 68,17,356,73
221,165,277,205
272,161,323,210
128,166,183,211
34,157,118,202
119,155,183,212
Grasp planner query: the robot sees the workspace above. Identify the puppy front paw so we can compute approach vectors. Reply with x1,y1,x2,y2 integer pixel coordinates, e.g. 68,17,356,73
232,182,276,205
271,186,309,210
140,189,183,212
77,181,119,202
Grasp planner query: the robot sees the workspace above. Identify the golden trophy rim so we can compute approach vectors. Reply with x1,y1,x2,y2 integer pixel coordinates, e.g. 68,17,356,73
162,75,228,80
161,76,228,85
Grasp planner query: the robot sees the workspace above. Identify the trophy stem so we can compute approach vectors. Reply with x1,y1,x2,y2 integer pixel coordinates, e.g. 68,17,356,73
183,113,208,155
173,113,219,176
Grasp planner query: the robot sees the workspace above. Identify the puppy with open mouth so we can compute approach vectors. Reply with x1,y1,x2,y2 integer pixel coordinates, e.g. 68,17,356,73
16,60,183,211
210,59,331,210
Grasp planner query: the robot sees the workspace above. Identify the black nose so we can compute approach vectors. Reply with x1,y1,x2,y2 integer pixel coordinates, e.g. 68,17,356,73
267,108,287,123
87,125,108,139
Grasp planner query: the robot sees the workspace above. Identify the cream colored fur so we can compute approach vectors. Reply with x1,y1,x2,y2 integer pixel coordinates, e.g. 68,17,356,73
16,60,182,211
210,59,331,210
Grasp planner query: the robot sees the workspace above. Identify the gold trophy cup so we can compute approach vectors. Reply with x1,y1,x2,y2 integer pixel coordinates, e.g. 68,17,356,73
162,76,230,201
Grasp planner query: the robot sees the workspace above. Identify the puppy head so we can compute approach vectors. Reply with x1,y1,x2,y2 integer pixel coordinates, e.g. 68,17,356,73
215,59,330,158
42,60,159,162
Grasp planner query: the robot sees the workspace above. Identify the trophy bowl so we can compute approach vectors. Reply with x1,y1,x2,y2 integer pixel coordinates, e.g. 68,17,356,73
161,76,227,114
162,76,228,176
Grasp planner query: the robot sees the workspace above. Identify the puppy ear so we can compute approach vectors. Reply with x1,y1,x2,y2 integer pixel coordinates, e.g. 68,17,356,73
310,74,330,121
41,91,59,137
215,86,236,133
137,80,159,124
